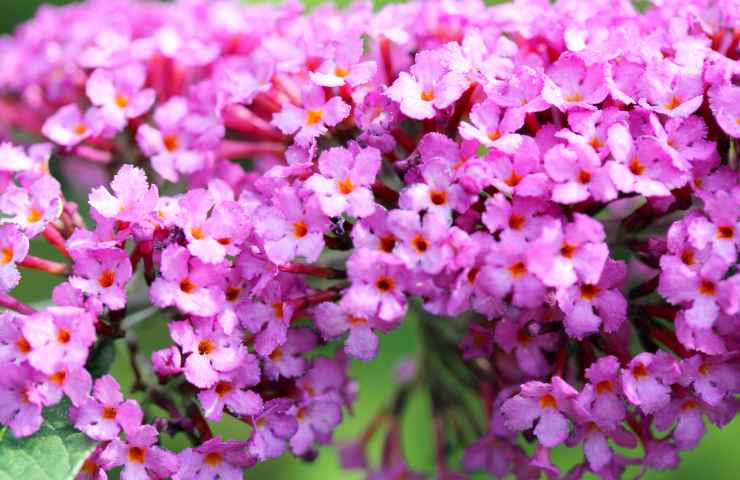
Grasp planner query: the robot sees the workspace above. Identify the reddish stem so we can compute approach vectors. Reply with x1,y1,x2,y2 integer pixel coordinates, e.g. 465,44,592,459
43,225,70,257
0,293,36,315
379,36,394,85
278,262,346,279
447,83,477,136
218,140,286,159
18,255,69,275
525,112,540,134
390,128,416,154
372,181,400,205
649,328,691,359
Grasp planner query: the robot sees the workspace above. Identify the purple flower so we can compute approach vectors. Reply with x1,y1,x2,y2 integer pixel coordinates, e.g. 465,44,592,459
272,86,350,145
85,65,155,130
39,363,92,408
1,175,62,238
247,399,298,461
255,186,329,265
262,327,316,379
459,100,524,152
639,62,703,118
709,84,740,138
500,377,582,448
386,50,467,120
88,164,158,223
174,438,253,480
342,249,408,322
73,375,143,441
387,210,452,274
479,234,546,309
544,141,617,204
23,307,96,374
289,398,342,456
577,356,626,430
314,302,379,361
149,244,225,317
494,309,560,377
309,35,377,88
542,53,608,110
198,353,262,421
99,424,178,479
621,352,680,414
169,317,246,389
42,104,103,147
0,224,29,293
399,161,475,218
305,145,381,218
556,259,627,339
488,65,549,113
69,247,132,310
0,362,45,437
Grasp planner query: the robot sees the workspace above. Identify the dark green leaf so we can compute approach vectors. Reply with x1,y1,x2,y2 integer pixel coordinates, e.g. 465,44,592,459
85,338,117,379
0,401,96,480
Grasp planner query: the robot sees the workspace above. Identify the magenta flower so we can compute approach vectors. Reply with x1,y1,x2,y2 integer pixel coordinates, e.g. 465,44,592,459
680,355,740,407
479,235,546,309
639,62,703,117
42,104,103,147
500,377,582,448
1,175,62,238
149,244,225,317
241,289,293,358
247,399,298,461
0,312,32,364
22,307,96,374
556,259,627,339
709,84,740,138
137,97,222,182
399,161,475,219
198,364,263,421
578,356,626,430
262,328,316,379
289,398,342,456
0,224,29,293
174,438,253,480
310,35,377,88
621,352,680,414
387,210,452,274
88,164,158,223
99,424,178,479
566,419,636,472
527,215,609,288
169,317,246,389
341,249,408,322
0,362,47,437
305,145,381,218
494,309,560,377
73,375,143,441
386,50,467,120
487,137,551,197
544,142,617,204
39,362,92,408
459,100,524,152
314,302,379,361
69,247,132,310
255,186,328,265
85,64,155,130
272,86,350,146
488,65,550,113
542,53,608,110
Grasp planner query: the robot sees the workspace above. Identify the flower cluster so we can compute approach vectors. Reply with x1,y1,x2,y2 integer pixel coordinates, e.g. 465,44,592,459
0,0,739,478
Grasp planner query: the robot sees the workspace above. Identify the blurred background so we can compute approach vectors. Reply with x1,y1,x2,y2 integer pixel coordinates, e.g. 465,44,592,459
3,1,738,479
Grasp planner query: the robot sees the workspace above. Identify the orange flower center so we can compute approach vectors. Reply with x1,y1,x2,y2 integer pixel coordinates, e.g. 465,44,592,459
293,221,308,238
420,90,435,102
539,393,557,409
560,242,577,259
375,276,395,293
57,329,71,344
467,267,480,284
629,158,646,176
577,169,592,184
73,124,87,136
98,270,115,288
16,336,31,353
663,95,682,111
680,250,695,265
215,381,233,397
49,370,66,385
81,460,98,474
505,171,522,187
305,109,324,125
334,66,350,78
508,261,527,278
429,190,447,205
102,406,118,420
632,363,649,380
564,93,583,102
487,130,502,141
226,286,241,302
348,315,368,325
337,177,354,195
716,225,735,240
128,446,146,464
198,339,215,355
179,277,198,293
115,95,129,108
379,235,396,253
0,246,13,264
411,234,429,253
204,452,223,467
272,303,284,319
26,208,43,223
508,214,525,230
580,284,600,300
595,380,613,395
698,279,716,296
190,227,206,240
681,399,700,412
163,134,179,152
269,347,284,361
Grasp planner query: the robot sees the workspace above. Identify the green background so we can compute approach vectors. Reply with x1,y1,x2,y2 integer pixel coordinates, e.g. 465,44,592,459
3,1,738,479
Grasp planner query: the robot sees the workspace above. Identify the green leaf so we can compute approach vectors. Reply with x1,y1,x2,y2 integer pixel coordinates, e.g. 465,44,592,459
85,338,117,379
0,401,96,480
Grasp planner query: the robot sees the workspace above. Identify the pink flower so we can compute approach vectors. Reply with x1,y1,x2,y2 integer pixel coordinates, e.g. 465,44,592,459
1,175,62,238
709,84,740,138
639,62,703,117
387,210,452,274
42,104,103,147
149,244,226,317
459,100,524,152
542,53,608,111
88,164,158,223
73,375,143,441
488,65,549,113
247,399,298,461
305,145,381,218
309,35,377,88
386,50,468,120
255,186,328,265
85,65,155,130
289,398,342,456
262,328,316,379
99,424,178,479
0,224,29,293
479,235,546,309
69,247,132,310
342,249,408,322
500,377,581,448
577,356,627,430
399,161,476,218
487,137,551,197
527,215,609,288
174,438,253,480
22,307,96,375
198,361,263,421
314,302,379,361
0,362,46,437
271,86,350,145
169,317,246,389
621,352,679,414
494,309,560,377
544,142,617,204
556,259,627,339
